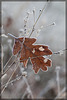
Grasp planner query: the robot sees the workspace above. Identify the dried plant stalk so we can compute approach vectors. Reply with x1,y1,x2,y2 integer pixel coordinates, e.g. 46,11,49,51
29,1,50,38
1,59,19,94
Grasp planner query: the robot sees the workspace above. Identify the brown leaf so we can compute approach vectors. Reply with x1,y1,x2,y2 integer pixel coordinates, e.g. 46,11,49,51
13,37,52,73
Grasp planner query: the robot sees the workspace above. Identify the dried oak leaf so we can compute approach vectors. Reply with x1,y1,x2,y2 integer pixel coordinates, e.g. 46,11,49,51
13,37,52,73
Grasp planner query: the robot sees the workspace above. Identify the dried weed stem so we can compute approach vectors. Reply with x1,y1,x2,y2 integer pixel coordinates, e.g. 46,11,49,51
1,59,19,94
29,1,50,38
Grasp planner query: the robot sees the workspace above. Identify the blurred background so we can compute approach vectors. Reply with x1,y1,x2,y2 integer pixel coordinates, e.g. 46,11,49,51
1,1,66,99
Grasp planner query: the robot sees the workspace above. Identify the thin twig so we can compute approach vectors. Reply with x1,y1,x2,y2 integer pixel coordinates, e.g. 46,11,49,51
22,89,28,99
1,60,19,94
1,60,15,78
8,33,18,39
20,66,33,98
23,77,33,99
19,65,33,99
1,74,24,88
24,12,29,35
29,1,50,38
3,55,14,70
53,49,67,54
27,22,55,34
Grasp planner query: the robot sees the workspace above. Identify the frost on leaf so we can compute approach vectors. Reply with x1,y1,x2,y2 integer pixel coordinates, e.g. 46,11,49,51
13,37,52,73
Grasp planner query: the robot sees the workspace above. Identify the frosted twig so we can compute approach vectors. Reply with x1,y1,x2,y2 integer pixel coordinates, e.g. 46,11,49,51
1,60,19,94
23,77,33,99
29,1,50,38
8,33,18,39
24,11,29,35
20,65,33,99
53,49,67,55
1,74,24,88
1,55,16,78
42,22,56,29
3,55,14,70
35,22,55,37
22,89,28,99
1,61,15,78
26,22,55,35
